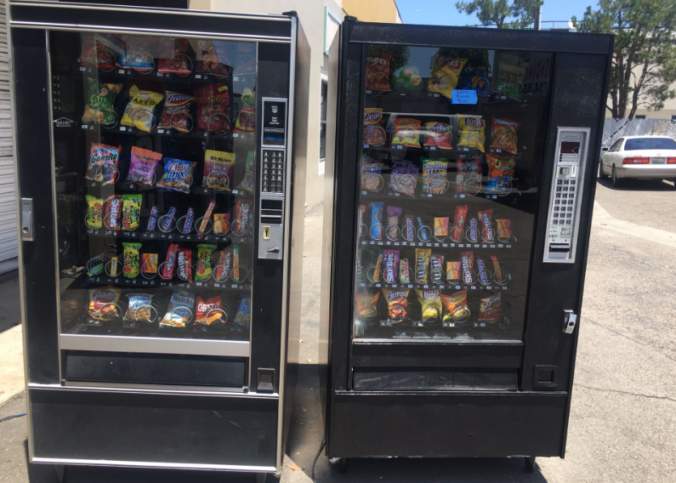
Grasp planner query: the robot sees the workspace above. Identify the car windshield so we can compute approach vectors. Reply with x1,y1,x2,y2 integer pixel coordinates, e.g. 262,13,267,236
624,138,676,151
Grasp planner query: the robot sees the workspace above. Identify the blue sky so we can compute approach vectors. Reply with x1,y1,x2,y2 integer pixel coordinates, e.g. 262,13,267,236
396,0,598,28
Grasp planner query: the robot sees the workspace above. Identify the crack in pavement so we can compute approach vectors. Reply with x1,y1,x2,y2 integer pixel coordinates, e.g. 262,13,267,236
575,383,676,404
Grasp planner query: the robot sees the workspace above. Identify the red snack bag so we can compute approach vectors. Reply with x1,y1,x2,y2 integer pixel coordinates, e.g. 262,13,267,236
214,248,232,282
363,108,386,146
195,296,226,326
104,195,122,231
158,92,195,133
478,294,502,323
461,251,474,285
382,288,410,322
194,83,230,133
478,209,495,243
177,247,194,283
161,243,180,279
423,122,453,149
451,205,468,241
157,38,192,76
490,118,521,155
366,51,392,92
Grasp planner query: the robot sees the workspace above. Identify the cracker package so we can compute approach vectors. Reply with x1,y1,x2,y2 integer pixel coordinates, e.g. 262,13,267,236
361,158,385,192
160,289,195,328
123,293,155,323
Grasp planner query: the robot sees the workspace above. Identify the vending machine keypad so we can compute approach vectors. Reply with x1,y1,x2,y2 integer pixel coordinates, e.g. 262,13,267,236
262,149,285,194
544,128,590,263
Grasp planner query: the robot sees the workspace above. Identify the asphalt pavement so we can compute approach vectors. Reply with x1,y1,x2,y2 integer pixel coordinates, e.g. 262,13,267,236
1,179,676,483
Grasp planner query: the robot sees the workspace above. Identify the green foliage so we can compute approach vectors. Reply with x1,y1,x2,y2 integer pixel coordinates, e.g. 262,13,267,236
573,0,676,119
455,0,544,29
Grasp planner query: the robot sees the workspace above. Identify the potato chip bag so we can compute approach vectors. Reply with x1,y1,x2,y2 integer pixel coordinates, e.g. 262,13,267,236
88,287,121,322
85,195,103,229
363,108,386,146
457,115,486,152
86,143,121,184
82,78,122,126
157,38,192,76
382,288,410,322
121,85,164,132
355,291,380,320
203,150,235,191
196,40,231,77
428,57,467,98
125,147,162,187
391,118,421,148
234,88,256,133
157,158,196,194
122,194,142,231
234,294,251,328
478,293,502,323
490,118,521,155
422,158,448,195
195,296,226,326
161,289,195,328
236,151,255,194
122,242,141,279
423,122,453,149
79,34,116,70
486,154,515,195
124,293,154,323
414,248,431,284
441,290,470,323
158,91,195,132
365,51,392,91
213,213,231,235
194,83,230,133
416,289,442,322
195,244,216,282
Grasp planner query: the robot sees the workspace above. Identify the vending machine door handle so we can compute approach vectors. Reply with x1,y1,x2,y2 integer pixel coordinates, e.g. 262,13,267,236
20,198,34,242
563,310,578,334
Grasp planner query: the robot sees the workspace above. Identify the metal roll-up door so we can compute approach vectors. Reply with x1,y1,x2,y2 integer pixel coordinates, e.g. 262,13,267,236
0,0,18,274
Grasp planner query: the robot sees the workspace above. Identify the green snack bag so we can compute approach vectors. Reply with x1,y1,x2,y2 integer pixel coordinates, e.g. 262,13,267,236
195,244,217,282
122,194,142,231
82,78,122,126
123,242,142,279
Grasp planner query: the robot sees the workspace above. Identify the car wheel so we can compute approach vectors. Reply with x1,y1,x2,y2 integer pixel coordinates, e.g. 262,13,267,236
598,161,608,179
612,166,622,188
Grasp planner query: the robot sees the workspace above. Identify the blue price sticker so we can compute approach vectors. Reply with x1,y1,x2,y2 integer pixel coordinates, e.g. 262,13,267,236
451,90,478,105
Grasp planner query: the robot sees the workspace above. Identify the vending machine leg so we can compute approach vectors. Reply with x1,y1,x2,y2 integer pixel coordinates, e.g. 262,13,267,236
524,456,536,473
54,465,68,483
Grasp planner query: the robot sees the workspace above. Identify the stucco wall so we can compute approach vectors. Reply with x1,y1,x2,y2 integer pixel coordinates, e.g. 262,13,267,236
342,0,402,23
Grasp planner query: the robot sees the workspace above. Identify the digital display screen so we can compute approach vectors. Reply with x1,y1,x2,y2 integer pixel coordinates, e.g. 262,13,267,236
263,100,287,146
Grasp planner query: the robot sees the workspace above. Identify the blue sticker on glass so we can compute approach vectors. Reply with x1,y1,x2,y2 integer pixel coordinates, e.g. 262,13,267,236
451,90,478,105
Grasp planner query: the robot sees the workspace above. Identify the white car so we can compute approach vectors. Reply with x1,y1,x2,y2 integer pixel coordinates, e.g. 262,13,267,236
598,135,676,187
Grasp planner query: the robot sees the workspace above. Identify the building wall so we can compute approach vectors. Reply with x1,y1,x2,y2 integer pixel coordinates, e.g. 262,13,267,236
342,0,402,23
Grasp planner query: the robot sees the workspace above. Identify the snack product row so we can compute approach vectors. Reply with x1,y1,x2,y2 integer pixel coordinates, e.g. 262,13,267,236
85,194,253,238
88,242,249,284
81,35,254,79
356,288,503,326
358,248,509,287
364,110,520,155
87,287,251,329
359,204,512,244
85,144,255,194
82,78,254,134
361,155,514,196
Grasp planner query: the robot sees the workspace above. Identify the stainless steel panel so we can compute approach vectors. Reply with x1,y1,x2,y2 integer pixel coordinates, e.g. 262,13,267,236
31,457,277,472
20,198,33,241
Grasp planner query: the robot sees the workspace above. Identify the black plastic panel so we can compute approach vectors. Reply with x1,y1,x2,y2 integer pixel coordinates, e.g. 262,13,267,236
30,388,278,466
64,351,245,387
13,29,60,384
11,4,292,40
353,369,518,391
329,391,567,458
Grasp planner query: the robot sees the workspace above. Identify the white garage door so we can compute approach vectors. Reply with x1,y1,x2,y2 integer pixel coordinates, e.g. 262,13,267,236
0,0,18,274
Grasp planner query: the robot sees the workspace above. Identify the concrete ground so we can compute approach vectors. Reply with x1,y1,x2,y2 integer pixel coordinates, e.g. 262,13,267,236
1,178,675,483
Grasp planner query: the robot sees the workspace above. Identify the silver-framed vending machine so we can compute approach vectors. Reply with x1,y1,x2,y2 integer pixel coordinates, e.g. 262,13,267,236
9,1,308,478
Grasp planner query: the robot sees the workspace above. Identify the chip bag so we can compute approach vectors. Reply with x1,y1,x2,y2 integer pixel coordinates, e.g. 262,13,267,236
195,295,226,326
355,292,380,320
88,287,121,322
121,85,164,132
486,154,515,195
391,118,421,148
428,56,467,98
157,158,196,194
382,288,410,322
122,194,142,231
414,248,431,284
423,122,453,149
125,147,162,187
236,151,256,194
203,150,235,191
124,293,154,323
441,290,470,323
478,293,502,323
196,40,231,77
234,88,256,133
457,115,486,152
161,289,195,328
195,244,216,282
79,34,116,71
363,108,386,146
213,213,231,235
158,91,195,132
86,143,121,184
157,38,192,76
194,83,230,133
389,161,418,196
422,158,448,195
85,195,103,229
234,294,251,328
122,242,141,278
490,118,521,155
82,78,122,126
365,51,392,91
416,289,442,323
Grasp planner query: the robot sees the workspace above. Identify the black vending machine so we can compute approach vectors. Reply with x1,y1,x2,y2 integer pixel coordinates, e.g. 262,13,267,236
10,0,309,478
320,19,613,470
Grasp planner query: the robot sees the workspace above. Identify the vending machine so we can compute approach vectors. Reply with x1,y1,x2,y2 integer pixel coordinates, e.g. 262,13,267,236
320,19,613,470
9,1,308,478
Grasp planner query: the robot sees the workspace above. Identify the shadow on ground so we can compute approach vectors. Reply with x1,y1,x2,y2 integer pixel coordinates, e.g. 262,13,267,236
0,271,20,334
597,177,675,191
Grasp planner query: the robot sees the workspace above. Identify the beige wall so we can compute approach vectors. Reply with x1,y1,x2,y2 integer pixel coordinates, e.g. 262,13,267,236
342,0,402,23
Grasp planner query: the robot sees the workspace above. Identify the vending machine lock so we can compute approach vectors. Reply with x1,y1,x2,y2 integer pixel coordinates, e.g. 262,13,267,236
563,309,578,334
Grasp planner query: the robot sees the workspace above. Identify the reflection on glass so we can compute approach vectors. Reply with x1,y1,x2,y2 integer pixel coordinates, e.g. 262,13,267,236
354,44,553,341
52,32,257,341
